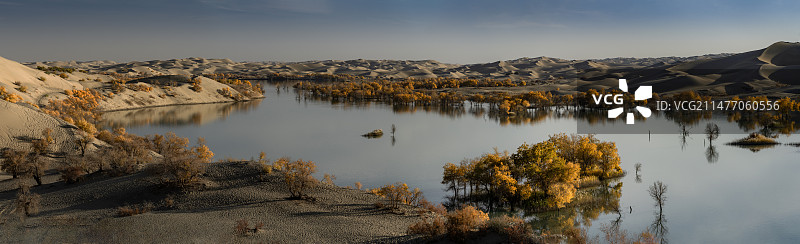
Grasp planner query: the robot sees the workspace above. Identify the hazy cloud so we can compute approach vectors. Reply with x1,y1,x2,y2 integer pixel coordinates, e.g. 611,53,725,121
198,0,331,14
475,20,565,29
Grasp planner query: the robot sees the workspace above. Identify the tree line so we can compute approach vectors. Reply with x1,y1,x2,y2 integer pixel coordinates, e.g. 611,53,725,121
442,134,624,211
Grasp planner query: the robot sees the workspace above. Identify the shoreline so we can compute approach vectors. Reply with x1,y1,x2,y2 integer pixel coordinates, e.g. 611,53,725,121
98,96,264,113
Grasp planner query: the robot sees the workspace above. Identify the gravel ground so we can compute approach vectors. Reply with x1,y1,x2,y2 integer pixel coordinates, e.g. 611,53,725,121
0,162,425,243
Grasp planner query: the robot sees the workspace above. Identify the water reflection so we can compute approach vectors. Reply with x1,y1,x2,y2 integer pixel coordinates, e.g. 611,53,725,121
526,180,623,234
705,145,719,163
648,181,669,243
106,81,800,139
103,100,262,128
634,163,642,183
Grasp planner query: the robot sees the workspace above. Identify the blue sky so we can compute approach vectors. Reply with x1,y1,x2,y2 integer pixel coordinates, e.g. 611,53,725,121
1,0,798,63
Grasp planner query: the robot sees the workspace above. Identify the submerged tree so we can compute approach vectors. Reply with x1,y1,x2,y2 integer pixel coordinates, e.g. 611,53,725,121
705,123,720,145
648,181,667,213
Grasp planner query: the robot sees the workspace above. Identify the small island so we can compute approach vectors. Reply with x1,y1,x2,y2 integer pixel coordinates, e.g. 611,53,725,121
362,129,384,138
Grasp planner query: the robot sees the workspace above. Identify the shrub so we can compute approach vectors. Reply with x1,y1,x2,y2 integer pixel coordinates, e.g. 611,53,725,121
235,219,249,236
257,152,273,179
13,81,21,86
117,204,151,217
150,133,212,187
38,76,46,81
217,87,234,99
15,182,41,217
408,216,446,237
577,176,601,188
234,219,264,236
190,78,202,92
281,159,318,199
111,80,126,93
16,85,27,93
42,89,104,130
99,146,130,175
99,128,152,175
418,198,447,215
322,173,336,185
0,86,23,103
60,155,88,183
216,78,263,97
74,134,94,157
354,182,363,190
59,73,69,79
163,195,175,208
127,83,153,92
374,182,423,210
36,66,75,73
74,118,98,135
1,149,27,178
486,215,533,243
446,205,489,240
96,129,114,143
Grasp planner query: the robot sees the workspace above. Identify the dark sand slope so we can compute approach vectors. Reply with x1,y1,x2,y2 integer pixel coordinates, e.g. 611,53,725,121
580,42,800,97
0,162,420,243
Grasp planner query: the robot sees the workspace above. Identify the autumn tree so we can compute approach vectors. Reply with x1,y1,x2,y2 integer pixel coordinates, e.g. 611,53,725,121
442,162,465,199
1,148,27,178
374,182,423,210
490,164,518,206
104,128,151,175
596,141,622,179
74,133,94,157
60,154,95,183
151,133,213,187
281,159,318,199
446,205,489,240
514,142,578,193
25,129,53,186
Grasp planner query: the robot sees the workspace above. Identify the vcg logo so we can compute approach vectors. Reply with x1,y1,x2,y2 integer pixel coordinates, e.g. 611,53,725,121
591,79,652,124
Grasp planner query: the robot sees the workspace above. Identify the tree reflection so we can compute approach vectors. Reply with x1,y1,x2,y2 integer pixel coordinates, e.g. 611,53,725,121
679,124,691,150
705,145,719,163
634,163,642,183
524,181,623,235
648,181,668,243
103,99,262,128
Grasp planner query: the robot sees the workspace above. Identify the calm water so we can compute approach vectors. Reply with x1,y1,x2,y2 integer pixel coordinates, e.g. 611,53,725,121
108,83,800,243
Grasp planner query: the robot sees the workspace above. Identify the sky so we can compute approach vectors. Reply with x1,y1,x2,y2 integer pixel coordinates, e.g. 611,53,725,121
0,0,799,64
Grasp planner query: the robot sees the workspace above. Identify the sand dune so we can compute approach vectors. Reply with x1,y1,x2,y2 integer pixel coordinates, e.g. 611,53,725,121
0,56,82,104
0,101,81,155
579,41,800,96
21,41,800,97
0,56,263,170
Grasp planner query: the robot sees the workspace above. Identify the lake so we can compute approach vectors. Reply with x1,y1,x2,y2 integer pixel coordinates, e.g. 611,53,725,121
106,82,800,243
